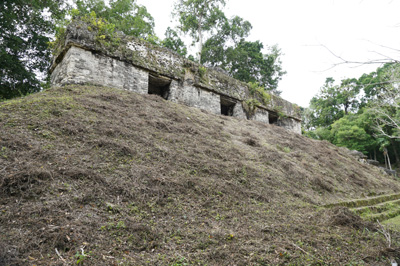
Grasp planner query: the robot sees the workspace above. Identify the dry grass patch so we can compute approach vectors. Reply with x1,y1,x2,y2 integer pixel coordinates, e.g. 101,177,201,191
1,85,400,265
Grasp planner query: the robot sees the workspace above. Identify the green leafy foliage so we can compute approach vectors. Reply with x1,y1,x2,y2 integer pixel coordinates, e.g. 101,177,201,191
173,0,226,62
171,0,285,93
0,0,69,100
248,81,271,106
242,98,260,118
201,15,285,95
198,66,207,79
84,12,120,46
227,42,285,95
358,63,397,104
365,64,400,138
162,27,188,56
306,77,360,129
50,10,122,57
330,114,376,153
305,63,400,166
201,15,252,66
74,249,91,264
74,0,156,40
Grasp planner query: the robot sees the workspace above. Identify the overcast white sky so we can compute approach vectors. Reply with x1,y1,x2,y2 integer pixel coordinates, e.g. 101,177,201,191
136,0,400,107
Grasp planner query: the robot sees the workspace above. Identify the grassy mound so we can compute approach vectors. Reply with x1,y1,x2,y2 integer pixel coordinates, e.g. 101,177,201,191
1,85,400,265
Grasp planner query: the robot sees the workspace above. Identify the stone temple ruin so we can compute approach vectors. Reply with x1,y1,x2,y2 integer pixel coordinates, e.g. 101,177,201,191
50,20,302,134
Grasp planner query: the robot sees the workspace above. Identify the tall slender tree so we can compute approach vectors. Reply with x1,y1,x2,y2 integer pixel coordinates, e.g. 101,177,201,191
173,0,226,63
200,15,285,94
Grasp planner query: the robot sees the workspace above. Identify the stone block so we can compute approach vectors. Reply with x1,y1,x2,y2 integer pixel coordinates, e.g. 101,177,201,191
277,117,302,134
251,109,269,124
170,83,220,115
232,103,247,119
51,46,148,94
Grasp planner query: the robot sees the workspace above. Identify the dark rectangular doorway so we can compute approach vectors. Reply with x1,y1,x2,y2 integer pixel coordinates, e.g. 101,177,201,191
269,112,279,124
220,96,236,116
148,74,171,100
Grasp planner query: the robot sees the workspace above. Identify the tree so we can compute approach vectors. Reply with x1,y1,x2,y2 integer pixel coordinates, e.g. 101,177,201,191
201,15,285,95
330,113,376,154
368,84,400,140
318,46,400,164
0,0,68,100
358,63,398,104
171,1,285,94
173,0,226,63
358,63,400,141
304,63,400,166
307,77,360,129
162,27,187,56
201,15,252,67
226,42,285,94
337,78,360,114
74,0,155,39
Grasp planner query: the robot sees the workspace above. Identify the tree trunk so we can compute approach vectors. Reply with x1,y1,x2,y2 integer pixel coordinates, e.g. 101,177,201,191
384,150,388,169
388,154,392,170
197,26,203,63
390,139,400,167
384,148,392,170
344,101,349,115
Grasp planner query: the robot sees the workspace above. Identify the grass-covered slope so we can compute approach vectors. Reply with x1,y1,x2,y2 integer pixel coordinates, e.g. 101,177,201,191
1,85,400,265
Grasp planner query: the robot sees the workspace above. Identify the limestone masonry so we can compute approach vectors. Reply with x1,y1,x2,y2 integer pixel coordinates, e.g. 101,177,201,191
50,19,302,134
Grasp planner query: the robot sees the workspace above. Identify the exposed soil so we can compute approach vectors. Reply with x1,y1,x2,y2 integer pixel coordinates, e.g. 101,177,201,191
1,85,400,265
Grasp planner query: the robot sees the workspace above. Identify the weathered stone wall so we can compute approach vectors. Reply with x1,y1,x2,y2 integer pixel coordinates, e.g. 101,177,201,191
169,81,221,115
232,103,247,120
50,19,302,134
277,117,302,133
51,46,148,94
251,109,270,124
